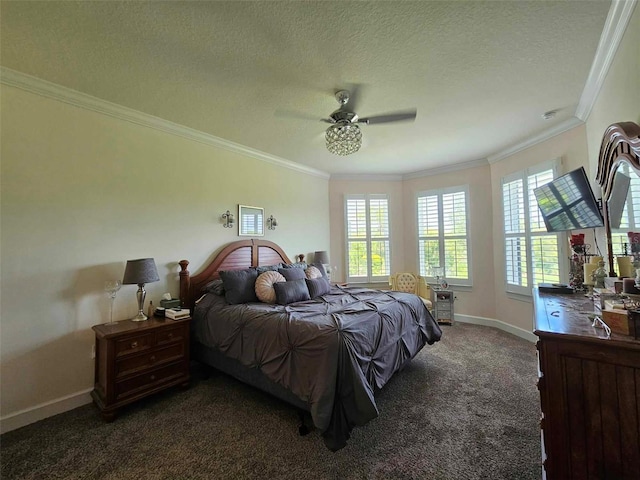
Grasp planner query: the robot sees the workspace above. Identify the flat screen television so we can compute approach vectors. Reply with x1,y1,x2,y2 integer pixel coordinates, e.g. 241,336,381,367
533,166,604,232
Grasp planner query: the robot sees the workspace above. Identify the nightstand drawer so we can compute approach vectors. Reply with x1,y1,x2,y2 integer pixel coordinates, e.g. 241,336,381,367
115,362,186,400
115,343,185,378
156,325,185,346
115,332,154,357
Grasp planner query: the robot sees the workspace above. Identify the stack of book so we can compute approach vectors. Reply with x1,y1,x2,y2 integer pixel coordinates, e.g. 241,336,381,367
165,308,190,320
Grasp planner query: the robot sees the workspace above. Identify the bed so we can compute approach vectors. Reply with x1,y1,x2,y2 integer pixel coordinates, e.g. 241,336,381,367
178,239,442,450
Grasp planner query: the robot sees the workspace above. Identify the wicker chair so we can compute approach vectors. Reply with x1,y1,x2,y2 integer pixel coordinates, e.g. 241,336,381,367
388,272,433,311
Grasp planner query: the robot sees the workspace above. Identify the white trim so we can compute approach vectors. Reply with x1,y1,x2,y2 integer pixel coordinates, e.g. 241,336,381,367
403,158,489,179
344,193,391,283
488,117,583,164
576,0,638,121
0,67,330,180
0,388,93,434
416,185,472,286
455,314,537,343
501,159,567,294
330,174,403,181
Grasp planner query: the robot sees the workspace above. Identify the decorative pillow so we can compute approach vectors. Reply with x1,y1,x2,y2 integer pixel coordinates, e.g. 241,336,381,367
256,263,282,274
305,266,322,279
310,262,329,279
273,279,311,305
202,279,225,296
219,268,259,304
255,270,286,304
305,276,331,298
278,267,306,281
281,261,308,270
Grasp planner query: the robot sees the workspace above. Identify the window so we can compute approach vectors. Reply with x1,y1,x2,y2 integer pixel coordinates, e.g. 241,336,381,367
502,161,563,295
610,164,640,256
345,194,390,283
417,186,471,286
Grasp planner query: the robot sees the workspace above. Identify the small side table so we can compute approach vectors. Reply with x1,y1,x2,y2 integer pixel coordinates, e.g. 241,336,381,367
91,316,191,421
432,290,454,325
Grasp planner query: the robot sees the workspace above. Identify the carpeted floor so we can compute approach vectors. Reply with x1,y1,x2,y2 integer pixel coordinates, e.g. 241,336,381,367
1,323,541,480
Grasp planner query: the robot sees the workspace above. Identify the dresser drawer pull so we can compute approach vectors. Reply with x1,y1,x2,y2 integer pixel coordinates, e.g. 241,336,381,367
130,341,138,349
150,355,156,362
150,375,156,381
168,333,174,338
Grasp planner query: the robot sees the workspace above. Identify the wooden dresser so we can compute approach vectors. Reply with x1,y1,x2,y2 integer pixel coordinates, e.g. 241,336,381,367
533,288,640,479
91,316,191,421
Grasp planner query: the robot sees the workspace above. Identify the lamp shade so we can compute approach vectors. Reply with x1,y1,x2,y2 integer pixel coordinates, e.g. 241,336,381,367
122,258,160,285
314,251,330,264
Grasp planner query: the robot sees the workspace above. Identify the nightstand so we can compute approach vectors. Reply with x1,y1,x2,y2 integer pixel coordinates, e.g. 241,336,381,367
432,290,454,325
91,316,191,421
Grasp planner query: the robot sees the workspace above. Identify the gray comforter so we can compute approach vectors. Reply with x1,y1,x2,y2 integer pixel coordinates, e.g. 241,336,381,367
191,285,442,450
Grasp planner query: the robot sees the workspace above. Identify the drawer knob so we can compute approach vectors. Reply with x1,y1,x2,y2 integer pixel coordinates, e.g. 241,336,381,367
150,355,156,362
131,341,138,349
150,375,156,381
168,333,173,338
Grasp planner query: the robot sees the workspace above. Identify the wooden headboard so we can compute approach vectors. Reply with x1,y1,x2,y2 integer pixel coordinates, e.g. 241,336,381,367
179,239,293,310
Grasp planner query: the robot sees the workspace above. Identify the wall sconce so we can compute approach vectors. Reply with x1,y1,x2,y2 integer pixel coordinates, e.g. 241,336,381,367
222,210,234,228
267,215,278,230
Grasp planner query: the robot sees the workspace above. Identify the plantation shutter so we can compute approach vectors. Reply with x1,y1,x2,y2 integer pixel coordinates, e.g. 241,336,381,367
417,186,471,285
345,194,390,282
502,161,561,295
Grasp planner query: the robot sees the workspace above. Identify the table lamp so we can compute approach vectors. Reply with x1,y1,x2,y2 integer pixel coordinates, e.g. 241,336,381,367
122,258,160,321
314,251,331,279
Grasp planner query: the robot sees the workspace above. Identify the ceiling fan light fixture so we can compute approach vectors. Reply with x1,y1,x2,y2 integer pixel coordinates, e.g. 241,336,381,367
325,121,362,156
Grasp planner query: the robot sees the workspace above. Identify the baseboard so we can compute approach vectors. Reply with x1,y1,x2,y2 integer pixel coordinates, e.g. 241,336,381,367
0,315,533,434
454,314,537,343
0,388,93,434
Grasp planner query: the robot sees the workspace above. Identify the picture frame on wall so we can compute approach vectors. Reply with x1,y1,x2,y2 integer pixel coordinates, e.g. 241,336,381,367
238,205,264,237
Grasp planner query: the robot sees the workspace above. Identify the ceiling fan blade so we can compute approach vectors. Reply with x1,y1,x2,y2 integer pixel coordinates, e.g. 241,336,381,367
346,83,362,112
359,109,417,125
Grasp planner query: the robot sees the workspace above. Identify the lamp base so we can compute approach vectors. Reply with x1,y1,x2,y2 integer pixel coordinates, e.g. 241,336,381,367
131,312,148,322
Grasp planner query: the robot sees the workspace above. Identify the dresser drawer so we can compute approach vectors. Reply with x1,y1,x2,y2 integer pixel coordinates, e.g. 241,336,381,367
115,332,154,357
115,362,186,400
115,343,185,378
156,324,185,346
92,316,191,421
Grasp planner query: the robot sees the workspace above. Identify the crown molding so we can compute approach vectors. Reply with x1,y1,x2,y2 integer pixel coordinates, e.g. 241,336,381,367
0,67,330,180
403,157,489,180
487,117,584,164
330,173,403,181
575,0,637,121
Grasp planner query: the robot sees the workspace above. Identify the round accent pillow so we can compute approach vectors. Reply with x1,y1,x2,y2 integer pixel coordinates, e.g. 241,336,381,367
305,266,322,280
255,270,286,304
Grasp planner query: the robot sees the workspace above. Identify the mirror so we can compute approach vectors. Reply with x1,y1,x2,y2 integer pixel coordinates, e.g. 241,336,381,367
596,122,640,276
608,164,640,276
238,205,264,236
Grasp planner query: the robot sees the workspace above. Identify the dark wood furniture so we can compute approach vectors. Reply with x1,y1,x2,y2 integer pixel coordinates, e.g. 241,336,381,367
179,238,292,310
91,316,191,421
533,288,640,479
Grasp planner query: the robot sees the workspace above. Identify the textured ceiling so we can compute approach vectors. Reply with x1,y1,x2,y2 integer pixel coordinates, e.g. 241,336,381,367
0,1,612,176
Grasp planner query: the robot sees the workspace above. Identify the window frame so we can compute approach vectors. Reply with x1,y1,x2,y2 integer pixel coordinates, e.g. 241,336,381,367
416,184,472,287
501,159,567,296
344,193,391,284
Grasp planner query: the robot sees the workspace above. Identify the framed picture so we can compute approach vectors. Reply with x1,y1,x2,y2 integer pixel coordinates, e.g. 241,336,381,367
238,205,264,236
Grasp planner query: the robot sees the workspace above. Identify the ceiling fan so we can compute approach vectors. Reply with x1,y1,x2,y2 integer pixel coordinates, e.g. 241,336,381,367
322,89,417,156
